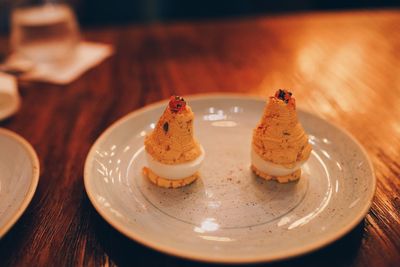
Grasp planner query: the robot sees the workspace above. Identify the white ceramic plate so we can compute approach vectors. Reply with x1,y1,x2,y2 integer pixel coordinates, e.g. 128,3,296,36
0,128,39,237
84,94,375,263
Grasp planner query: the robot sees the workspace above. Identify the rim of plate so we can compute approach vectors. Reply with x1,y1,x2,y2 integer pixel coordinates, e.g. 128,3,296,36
0,128,40,238
84,93,376,264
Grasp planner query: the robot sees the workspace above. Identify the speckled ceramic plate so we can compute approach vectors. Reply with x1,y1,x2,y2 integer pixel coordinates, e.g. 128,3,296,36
0,128,40,238
84,94,375,263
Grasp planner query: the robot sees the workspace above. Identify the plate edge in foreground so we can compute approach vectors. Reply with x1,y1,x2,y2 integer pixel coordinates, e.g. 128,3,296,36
0,128,40,238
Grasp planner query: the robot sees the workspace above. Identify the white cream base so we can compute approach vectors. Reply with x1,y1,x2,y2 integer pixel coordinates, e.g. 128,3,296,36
251,147,304,176
145,146,205,180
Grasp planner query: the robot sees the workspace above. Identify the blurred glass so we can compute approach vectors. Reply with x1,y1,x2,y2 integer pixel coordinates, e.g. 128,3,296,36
10,1,80,64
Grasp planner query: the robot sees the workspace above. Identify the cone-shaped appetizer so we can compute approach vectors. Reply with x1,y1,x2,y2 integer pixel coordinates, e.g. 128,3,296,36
251,89,312,183
143,96,205,188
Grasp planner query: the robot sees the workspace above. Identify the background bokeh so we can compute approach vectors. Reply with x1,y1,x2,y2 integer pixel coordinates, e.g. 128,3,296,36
1,0,399,33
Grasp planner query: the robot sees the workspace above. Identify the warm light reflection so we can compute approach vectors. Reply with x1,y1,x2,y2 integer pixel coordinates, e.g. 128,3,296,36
204,107,241,125
335,180,339,193
322,138,331,144
109,208,123,218
392,121,400,135
302,162,311,174
321,149,331,159
96,195,122,217
211,121,237,127
230,106,243,113
205,190,213,198
194,218,219,233
95,145,126,188
95,159,108,176
297,42,320,80
336,161,343,171
277,216,291,227
97,195,105,202
203,110,226,121
297,38,371,115
308,135,317,145
200,236,234,242
349,198,361,209
201,218,219,231
95,150,105,158
207,201,221,209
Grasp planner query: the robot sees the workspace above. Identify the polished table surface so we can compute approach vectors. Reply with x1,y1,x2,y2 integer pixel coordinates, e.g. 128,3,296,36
0,9,399,267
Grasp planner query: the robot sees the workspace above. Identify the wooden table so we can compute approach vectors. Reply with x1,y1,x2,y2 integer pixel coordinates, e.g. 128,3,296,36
0,9,399,267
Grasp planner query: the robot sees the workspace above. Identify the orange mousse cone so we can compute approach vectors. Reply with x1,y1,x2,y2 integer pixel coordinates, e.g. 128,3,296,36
251,89,312,183
143,96,204,188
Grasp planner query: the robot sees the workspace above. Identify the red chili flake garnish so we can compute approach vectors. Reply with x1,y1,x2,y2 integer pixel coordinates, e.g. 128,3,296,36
275,89,293,103
274,89,295,108
169,95,186,113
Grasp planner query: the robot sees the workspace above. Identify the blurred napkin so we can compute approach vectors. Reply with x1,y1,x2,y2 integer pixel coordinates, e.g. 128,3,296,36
0,72,20,120
4,42,113,85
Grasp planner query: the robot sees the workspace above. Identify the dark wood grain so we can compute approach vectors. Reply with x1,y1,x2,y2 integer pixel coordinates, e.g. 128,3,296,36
1,9,399,267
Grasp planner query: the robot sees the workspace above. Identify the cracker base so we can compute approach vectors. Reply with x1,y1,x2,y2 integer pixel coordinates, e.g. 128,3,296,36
143,167,198,188
251,165,301,183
